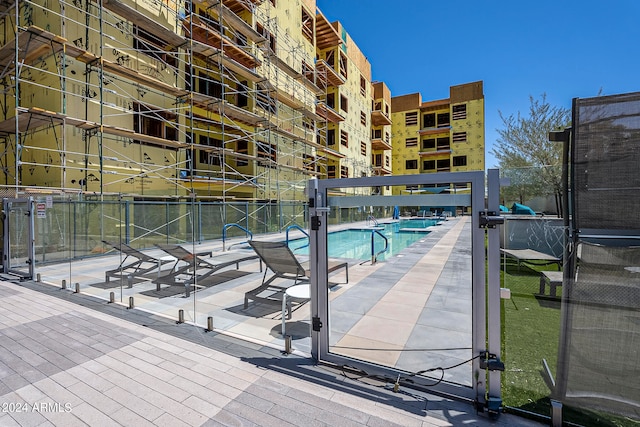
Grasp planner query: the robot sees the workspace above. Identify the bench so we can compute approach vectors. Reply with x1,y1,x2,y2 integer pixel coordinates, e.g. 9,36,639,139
539,271,563,297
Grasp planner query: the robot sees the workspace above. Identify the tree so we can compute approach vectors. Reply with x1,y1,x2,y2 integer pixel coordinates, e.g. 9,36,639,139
492,94,571,215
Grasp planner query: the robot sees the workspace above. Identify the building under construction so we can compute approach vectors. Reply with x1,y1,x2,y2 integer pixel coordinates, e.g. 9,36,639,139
0,0,482,206
0,0,386,204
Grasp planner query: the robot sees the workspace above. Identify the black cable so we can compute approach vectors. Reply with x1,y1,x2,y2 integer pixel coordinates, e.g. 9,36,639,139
336,353,483,390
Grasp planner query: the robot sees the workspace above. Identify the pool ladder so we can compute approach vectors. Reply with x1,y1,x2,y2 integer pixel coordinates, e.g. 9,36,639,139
370,229,388,264
222,223,253,251
285,224,309,252
366,215,379,226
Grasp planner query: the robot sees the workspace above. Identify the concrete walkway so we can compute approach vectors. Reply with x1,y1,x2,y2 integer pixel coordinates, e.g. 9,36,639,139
0,280,545,426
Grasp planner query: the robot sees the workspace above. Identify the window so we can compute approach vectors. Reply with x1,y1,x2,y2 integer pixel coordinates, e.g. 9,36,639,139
198,135,222,165
256,83,276,114
236,140,248,166
406,159,418,169
301,7,313,43
340,130,348,147
385,132,390,143
340,94,348,113
340,165,349,178
198,72,222,99
423,160,435,170
133,26,177,69
372,129,382,139
437,137,450,150
452,104,467,120
360,141,366,156
257,23,276,53
423,113,435,128
422,138,435,149
436,158,450,171
360,75,366,96
325,50,334,67
328,129,336,145
405,137,418,147
453,155,467,167
237,81,248,108
437,112,450,127
405,111,418,126
385,156,389,167
360,111,366,126
452,132,467,142
374,153,382,166
326,93,335,109
302,61,314,83
133,102,177,146
303,154,315,171
327,165,336,178
257,142,277,168
339,52,347,78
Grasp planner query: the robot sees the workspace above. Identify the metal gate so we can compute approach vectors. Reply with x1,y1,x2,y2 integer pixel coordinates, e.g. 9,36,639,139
2,198,35,280
306,171,504,414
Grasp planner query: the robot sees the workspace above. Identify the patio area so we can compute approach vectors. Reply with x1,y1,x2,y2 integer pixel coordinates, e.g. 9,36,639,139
32,216,474,387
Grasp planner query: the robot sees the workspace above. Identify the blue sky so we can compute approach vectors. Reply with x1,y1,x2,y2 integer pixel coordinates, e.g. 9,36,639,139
316,0,640,168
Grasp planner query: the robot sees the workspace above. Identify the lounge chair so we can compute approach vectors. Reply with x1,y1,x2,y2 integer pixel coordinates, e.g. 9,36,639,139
103,240,175,285
500,248,561,271
244,240,348,312
154,244,260,295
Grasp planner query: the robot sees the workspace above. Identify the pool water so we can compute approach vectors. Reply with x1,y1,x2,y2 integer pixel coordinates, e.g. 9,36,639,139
288,219,439,261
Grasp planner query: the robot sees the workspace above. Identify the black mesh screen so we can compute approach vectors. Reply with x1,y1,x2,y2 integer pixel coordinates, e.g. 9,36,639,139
573,92,640,231
561,243,640,418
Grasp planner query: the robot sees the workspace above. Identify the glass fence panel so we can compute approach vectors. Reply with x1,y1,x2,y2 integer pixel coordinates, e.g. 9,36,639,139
500,214,564,420
321,182,475,384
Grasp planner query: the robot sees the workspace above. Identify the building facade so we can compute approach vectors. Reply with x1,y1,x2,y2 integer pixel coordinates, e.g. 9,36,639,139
390,81,485,195
0,0,483,203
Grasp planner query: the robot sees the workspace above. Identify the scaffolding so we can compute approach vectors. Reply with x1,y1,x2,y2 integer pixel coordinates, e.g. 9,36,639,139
0,0,349,220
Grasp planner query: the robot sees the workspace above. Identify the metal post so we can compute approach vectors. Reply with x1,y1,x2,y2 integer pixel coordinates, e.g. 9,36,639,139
177,309,184,324
109,291,115,303
74,282,80,293
206,316,213,332
128,296,134,309
61,279,66,289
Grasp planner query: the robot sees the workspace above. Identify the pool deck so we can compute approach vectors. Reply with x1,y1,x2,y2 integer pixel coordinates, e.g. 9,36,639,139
0,216,547,425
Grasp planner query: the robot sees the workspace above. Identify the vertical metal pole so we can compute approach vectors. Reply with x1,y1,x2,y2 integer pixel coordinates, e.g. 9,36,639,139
472,172,487,408
486,169,502,409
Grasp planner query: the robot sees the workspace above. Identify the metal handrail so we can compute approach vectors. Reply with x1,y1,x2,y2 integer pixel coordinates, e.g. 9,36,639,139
371,229,388,264
366,214,379,226
286,224,310,252
222,223,253,251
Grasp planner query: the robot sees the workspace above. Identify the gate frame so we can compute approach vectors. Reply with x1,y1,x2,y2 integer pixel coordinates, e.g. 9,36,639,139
306,171,503,412
2,197,35,280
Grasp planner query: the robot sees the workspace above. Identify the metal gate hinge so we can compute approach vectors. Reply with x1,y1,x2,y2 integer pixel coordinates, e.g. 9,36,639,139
479,211,504,229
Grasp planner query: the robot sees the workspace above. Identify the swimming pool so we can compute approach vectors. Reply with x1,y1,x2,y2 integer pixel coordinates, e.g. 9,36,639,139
288,218,439,261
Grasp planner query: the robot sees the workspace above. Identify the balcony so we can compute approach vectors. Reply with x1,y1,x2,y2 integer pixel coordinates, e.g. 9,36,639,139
315,10,342,50
221,0,263,15
315,59,345,87
372,164,392,175
371,109,392,126
183,14,260,69
371,136,392,151
316,102,345,123
419,149,452,157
